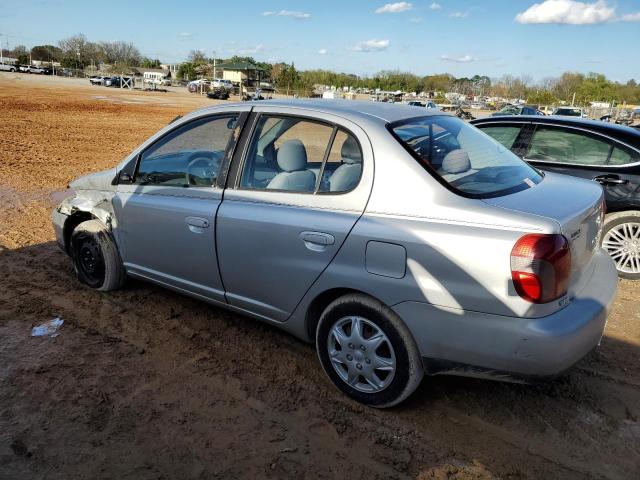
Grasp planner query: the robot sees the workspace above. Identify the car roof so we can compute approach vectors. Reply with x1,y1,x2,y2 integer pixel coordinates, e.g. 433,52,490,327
471,114,640,147
197,99,445,124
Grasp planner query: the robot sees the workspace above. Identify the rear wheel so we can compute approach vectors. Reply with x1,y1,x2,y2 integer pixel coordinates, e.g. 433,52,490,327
316,294,423,408
70,220,125,291
602,211,640,280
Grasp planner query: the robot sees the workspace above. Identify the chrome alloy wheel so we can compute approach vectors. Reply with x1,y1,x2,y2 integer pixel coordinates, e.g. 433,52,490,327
602,222,640,274
327,316,396,393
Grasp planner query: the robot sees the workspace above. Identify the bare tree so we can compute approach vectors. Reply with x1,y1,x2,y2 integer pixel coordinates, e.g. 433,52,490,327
188,49,207,64
99,41,141,65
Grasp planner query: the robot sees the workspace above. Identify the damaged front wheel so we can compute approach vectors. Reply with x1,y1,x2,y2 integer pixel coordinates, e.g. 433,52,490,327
71,220,125,291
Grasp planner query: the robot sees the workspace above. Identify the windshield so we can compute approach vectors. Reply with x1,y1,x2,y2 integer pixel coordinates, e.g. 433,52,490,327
499,105,521,115
390,115,543,198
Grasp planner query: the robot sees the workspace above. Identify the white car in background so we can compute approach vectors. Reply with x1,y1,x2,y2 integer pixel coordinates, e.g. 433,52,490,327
212,79,234,91
0,63,17,72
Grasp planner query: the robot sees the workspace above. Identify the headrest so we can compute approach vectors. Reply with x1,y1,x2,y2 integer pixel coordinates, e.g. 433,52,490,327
340,136,362,164
442,149,471,174
277,140,307,172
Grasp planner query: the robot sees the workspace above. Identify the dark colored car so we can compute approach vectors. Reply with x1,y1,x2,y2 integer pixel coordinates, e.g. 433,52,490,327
492,104,544,117
206,88,230,100
471,115,640,279
553,107,586,117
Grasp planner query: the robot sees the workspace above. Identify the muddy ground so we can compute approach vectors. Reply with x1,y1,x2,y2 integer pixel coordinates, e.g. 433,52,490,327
0,74,639,479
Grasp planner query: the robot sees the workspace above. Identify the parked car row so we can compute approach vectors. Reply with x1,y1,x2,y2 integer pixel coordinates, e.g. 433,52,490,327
52,100,619,407
89,75,134,87
0,63,52,74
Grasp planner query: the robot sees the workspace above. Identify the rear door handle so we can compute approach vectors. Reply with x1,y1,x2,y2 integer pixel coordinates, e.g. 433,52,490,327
300,231,335,251
594,175,628,186
186,216,210,229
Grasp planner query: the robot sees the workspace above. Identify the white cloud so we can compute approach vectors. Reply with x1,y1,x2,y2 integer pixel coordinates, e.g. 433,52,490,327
449,11,469,18
353,39,390,52
318,48,328,55
440,54,476,63
375,2,412,14
515,0,615,24
178,32,192,38
261,10,311,19
409,17,423,23
621,12,640,22
239,44,264,55
430,2,441,10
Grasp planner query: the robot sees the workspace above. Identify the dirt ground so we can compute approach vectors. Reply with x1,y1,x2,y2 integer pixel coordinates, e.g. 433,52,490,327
0,73,639,480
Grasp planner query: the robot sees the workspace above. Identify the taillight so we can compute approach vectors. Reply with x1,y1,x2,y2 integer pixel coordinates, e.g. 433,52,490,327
511,234,571,303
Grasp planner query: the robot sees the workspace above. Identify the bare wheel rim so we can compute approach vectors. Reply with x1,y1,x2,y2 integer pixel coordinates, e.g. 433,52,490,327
602,222,640,274
327,316,396,393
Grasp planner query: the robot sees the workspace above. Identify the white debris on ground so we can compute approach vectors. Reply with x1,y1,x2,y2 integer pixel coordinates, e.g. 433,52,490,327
31,317,64,337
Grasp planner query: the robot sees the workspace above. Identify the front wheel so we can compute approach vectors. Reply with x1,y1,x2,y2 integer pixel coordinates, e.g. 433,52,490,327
316,294,423,408
601,211,640,280
70,220,125,291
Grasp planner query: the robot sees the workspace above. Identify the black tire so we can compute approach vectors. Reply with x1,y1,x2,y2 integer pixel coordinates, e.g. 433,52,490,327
602,211,640,280
70,220,125,291
316,294,423,408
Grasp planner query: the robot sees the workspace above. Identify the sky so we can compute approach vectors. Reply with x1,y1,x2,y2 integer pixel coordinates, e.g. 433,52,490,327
1,0,639,82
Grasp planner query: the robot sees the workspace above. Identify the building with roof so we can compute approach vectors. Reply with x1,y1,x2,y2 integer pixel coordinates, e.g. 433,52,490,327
217,61,266,86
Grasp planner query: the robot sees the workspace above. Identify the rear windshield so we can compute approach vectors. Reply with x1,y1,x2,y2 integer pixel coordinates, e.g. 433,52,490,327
390,115,543,198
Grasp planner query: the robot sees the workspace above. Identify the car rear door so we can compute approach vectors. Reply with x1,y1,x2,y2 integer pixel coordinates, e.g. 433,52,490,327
112,108,250,303
522,124,640,211
216,106,373,322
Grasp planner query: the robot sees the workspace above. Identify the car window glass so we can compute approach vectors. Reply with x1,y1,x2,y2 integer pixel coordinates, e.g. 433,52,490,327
478,125,521,150
137,115,237,187
609,145,640,166
318,130,362,193
392,115,542,198
240,115,333,192
527,127,611,165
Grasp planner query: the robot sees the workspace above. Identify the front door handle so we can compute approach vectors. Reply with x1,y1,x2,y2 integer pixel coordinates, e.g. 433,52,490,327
594,175,628,186
186,216,210,229
300,231,335,251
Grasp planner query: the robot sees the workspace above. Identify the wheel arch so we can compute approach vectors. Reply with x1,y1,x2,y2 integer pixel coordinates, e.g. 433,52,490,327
305,288,392,342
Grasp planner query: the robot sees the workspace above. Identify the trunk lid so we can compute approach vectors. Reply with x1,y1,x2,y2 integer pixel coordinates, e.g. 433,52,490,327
484,172,605,294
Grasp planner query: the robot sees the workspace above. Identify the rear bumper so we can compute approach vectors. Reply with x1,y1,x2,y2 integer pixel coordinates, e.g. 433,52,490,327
393,249,618,378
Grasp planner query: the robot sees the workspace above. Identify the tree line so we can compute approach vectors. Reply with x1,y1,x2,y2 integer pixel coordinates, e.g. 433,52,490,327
2,35,639,105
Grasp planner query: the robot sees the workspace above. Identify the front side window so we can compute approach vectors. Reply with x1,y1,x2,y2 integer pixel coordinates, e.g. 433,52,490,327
240,115,358,193
391,115,542,198
478,125,522,150
526,127,611,165
137,115,237,186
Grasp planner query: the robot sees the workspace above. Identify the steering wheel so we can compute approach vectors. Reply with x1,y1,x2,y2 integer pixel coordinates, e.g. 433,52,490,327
186,152,219,186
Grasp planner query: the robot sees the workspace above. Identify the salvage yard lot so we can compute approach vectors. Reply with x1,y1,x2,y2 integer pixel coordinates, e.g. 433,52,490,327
1,74,639,479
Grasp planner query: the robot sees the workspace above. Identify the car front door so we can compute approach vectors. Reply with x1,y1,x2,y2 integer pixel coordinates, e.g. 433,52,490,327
216,108,373,322
112,110,249,303
522,124,640,211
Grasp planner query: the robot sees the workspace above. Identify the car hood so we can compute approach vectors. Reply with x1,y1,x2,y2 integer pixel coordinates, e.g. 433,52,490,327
69,168,117,192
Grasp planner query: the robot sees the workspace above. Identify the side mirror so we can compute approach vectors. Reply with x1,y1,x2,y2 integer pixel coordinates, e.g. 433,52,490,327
227,118,237,130
119,172,133,184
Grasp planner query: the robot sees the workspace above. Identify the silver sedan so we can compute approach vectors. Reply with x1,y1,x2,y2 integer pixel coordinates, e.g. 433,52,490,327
52,100,618,407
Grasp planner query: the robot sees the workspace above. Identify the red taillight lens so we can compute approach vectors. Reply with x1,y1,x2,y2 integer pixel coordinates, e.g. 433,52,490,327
511,234,571,303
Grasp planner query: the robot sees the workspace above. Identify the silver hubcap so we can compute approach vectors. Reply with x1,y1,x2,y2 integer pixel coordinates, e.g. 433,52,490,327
603,222,640,274
327,316,396,393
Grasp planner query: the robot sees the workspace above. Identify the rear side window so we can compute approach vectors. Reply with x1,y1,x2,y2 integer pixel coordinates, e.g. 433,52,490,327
318,130,362,193
478,125,522,150
527,127,611,165
137,115,237,186
609,144,640,166
239,115,362,194
391,115,542,198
